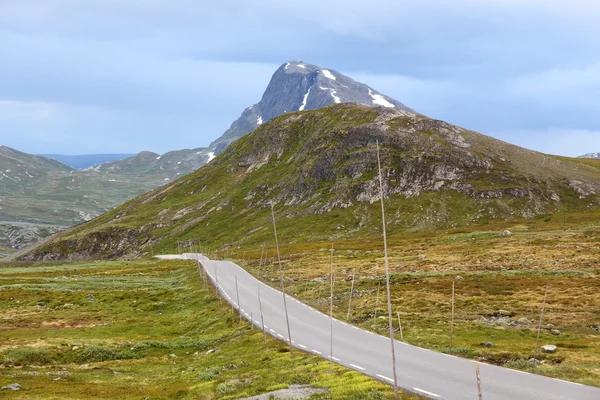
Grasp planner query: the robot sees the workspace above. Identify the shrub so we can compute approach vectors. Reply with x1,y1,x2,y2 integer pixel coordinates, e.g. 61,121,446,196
0,348,52,366
198,366,221,381
76,346,139,363
217,382,236,395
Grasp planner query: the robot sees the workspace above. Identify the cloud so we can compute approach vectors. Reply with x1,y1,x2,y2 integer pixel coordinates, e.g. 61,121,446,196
0,1,599,156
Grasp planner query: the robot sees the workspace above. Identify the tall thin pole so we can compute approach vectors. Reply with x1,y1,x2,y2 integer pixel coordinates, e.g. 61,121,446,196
329,243,334,373
271,203,293,353
235,275,242,323
450,280,455,350
346,267,356,321
258,286,267,346
376,140,399,399
533,283,549,371
475,362,483,400
259,243,265,266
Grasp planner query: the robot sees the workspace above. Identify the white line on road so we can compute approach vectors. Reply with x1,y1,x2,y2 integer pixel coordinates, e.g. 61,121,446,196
298,344,307,349
330,356,340,361
277,334,284,338
312,349,322,355
349,363,365,371
413,388,440,398
269,329,275,333
376,374,394,383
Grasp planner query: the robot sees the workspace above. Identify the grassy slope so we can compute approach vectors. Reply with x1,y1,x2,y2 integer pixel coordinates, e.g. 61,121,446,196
21,104,600,261
0,259,413,399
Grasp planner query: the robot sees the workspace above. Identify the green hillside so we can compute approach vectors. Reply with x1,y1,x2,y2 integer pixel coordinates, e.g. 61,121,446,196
20,104,600,261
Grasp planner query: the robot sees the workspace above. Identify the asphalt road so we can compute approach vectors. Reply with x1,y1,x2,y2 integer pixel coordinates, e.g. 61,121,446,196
175,253,599,400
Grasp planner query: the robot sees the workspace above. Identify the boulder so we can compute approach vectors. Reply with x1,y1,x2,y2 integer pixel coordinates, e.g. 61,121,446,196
480,341,494,347
1,384,21,391
501,230,512,236
550,329,561,336
541,345,557,353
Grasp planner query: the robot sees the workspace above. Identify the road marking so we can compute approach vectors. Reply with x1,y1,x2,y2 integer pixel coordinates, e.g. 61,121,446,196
349,363,365,371
330,356,340,361
298,344,307,349
413,388,440,398
376,374,394,383
312,349,322,355
269,329,275,333
277,334,284,338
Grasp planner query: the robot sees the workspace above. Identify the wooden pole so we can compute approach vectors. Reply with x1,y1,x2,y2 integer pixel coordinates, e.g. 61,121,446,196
475,362,483,400
376,140,399,400
450,280,455,350
235,275,242,323
329,243,334,373
258,286,267,346
397,311,404,341
259,243,265,266
374,281,381,328
533,283,549,371
271,203,293,353
346,267,356,321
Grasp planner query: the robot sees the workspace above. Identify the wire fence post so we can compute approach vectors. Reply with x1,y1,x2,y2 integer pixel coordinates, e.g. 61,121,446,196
397,311,404,341
374,281,381,329
346,267,356,321
235,275,242,323
258,286,267,346
450,280,455,350
329,243,334,373
533,283,549,371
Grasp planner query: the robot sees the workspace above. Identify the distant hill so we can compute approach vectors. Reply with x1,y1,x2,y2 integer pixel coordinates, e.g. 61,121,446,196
0,146,162,251
88,148,215,179
20,104,600,261
41,153,136,169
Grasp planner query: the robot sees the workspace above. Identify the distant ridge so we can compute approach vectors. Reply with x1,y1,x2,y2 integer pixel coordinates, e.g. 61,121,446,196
41,153,136,170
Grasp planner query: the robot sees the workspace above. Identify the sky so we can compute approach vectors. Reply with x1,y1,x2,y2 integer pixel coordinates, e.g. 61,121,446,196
1,0,599,157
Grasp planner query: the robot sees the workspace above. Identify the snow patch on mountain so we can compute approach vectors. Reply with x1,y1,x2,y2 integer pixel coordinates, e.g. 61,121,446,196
299,87,311,111
206,152,216,163
257,116,263,125
369,89,395,108
322,69,336,80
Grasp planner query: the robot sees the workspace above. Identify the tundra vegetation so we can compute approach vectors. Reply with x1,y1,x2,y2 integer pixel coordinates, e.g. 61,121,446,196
228,215,600,387
0,259,412,399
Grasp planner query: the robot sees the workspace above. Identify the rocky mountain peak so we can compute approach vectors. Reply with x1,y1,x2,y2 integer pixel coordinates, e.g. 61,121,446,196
208,61,415,154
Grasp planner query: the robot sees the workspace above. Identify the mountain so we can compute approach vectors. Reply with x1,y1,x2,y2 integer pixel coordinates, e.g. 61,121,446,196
89,61,412,175
0,146,73,190
0,146,163,251
1,61,409,253
209,61,413,154
19,104,600,261
41,153,136,169
579,153,600,159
